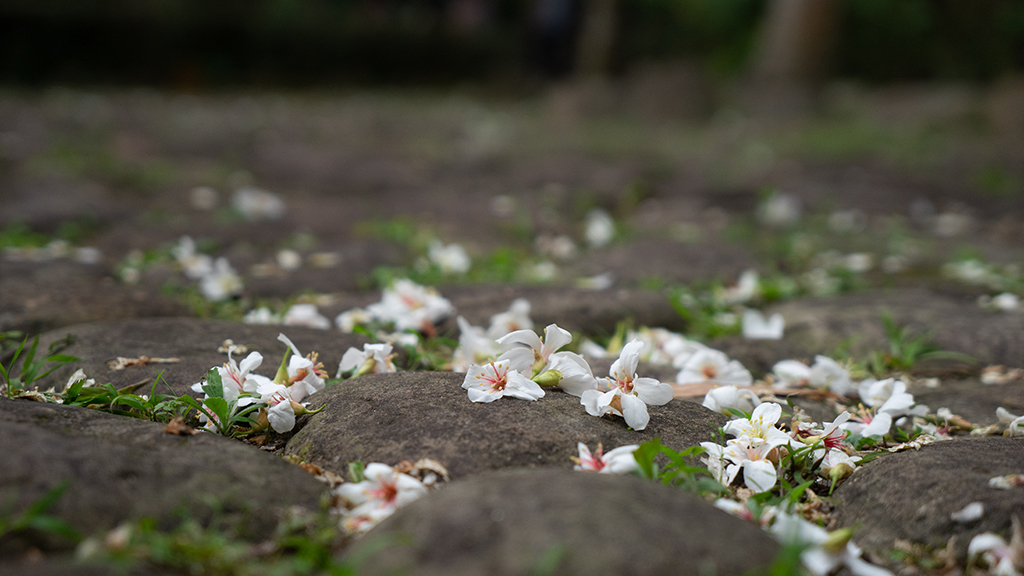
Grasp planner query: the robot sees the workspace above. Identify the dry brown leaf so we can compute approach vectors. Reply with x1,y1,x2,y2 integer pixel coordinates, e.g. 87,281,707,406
163,416,199,436
108,356,180,370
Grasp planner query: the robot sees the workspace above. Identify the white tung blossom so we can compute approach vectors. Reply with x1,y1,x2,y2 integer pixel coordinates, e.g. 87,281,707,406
742,309,784,340
199,257,243,302
573,442,639,474
366,279,454,333
282,304,331,330
232,187,285,221
428,240,471,274
451,316,502,373
675,348,753,388
580,339,674,431
334,463,429,533
486,298,534,340
337,343,398,377
702,385,761,417
584,208,616,248
462,360,544,403
172,236,213,280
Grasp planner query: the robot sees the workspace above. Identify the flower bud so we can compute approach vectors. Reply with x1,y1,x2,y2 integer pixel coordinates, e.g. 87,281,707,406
822,527,854,555
290,401,325,416
253,408,270,431
829,462,855,483
352,357,377,378
532,370,563,387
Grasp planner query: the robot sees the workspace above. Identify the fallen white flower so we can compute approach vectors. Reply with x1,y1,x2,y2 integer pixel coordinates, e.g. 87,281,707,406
276,249,302,271
199,257,243,302
702,385,761,417
282,304,330,330
462,360,544,403
989,474,1024,489
741,309,784,340
951,502,985,523
428,240,471,274
243,306,281,325
573,442,638,474
486,298,533,340
584,208,615,247
675,348,753,388
232,187,285,221
337,343,397,377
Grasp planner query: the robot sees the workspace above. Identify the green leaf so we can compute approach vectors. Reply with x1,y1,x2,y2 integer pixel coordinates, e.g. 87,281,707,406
203,397,229,423
20,336,40,381
26,515,81,542
112,396,147,413
202,369,224,399
64,376,87,402
23,480,71,520
348,461,365,483
632,438,663,480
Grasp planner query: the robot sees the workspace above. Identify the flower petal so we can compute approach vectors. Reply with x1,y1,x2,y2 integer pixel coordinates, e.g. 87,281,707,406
632,377,674,406
741,459,777,493
619,393,650,431
541,324,573,356
503,371,545,401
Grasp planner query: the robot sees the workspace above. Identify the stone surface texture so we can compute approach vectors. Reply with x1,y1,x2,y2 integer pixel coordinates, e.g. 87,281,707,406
834,436,1024,559
0,397,327,554
345,468,780,576
286,371,727,478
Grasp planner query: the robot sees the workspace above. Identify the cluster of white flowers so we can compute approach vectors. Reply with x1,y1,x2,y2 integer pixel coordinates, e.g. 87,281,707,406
330,459,451,533
172,236,244,302
702,403,801,493
701,402,890,576
335,278,454,336
458,317,673,431
451,298,533,372
190,333,326,434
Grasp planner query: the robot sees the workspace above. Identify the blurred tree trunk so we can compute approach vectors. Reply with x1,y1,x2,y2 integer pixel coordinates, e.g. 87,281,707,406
574,0,617,76
753,0,839,83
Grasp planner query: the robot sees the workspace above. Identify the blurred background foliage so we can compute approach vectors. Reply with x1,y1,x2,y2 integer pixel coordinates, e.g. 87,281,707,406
1,0,1022,87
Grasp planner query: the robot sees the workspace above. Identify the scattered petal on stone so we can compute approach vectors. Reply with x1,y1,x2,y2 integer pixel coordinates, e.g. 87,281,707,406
950,502,984,523
218,339,248,354
990,474,1024,489
982,365,1024,385
886,435,937,453
189,186,219,210
309,252,341,268
107,356,180,370
394,458,451,487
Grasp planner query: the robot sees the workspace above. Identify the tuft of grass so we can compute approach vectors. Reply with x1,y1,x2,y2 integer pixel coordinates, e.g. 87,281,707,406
0,334,78,398
0,481,81,546
865,313,975,376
